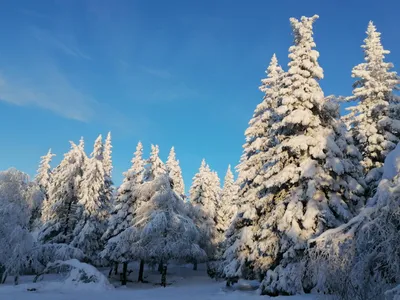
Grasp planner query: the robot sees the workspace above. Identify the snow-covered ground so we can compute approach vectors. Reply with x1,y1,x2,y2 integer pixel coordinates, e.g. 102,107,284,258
0,263,327,300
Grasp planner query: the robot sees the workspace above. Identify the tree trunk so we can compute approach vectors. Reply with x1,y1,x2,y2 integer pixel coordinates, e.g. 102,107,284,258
161,265,167,287
121,262,128,286
158,261,163,274
138,260,145,282
108,266,113,278
1,272,7,284
193,261,197,271
14,275,19,285
114,262,118,275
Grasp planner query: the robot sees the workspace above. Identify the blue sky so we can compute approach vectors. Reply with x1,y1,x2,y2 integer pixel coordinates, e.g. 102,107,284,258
0,0,399,190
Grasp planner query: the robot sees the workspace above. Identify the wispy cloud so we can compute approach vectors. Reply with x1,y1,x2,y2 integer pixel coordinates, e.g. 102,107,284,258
142,67,172,79
0,65,95,122
149,82,199,102
31,26,91,60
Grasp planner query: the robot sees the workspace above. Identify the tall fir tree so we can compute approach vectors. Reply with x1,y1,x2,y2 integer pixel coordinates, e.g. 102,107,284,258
102,141,145,261
345,21,400,195
223,16,365,295
222,54,285,281
103,132,113,179
71,135,110,260
255,15,365,295
35,149,56,198
216,165,237,239
36,149,56,225
166,147,185,197
237,53,284,208
143,144,166,182
39,140,87,244
189,160,220,259
103,132,114,205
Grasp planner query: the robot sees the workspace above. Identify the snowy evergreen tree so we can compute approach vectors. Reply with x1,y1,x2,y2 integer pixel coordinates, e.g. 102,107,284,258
222,16,365,295
345,21,400,195
309,143,400,299
236,53,284,207
35,149,55,228
101,142,145,263
222,54,285,281
143,144,167,182
254,15,366,296
0,169,43,274
132,175,206,283
103,131,114,198
35,149,55,198
103,132,113,180
71,135,111,260
215,165,237,244
189,160,220,259
166,146,185,197
39,140,86,244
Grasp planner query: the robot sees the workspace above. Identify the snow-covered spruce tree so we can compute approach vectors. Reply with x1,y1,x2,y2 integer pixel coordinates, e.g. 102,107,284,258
101,142,145,269
35,149,55,198
166,147,185,198
0,176,86,284
103,132,114,203
215,165,238,248
39,141,86,244
345,21,400,196
222,54,285,281
189,160,220,259
309,143,400,299
143,144,167,182
133,175,206,285
35,149,56,228
71,135,111,261
229,16,363,295
0,169,41,263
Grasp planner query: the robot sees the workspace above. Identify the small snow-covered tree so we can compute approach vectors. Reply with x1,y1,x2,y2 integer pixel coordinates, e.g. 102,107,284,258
0,168,43,279
143,144,167,182
71,135,110,260
309,144,400,299
103,132,114,204
189,160,220,259
345,21,400,195
133,175,206,284
102,142,145,263
35,149,55,228
166,147,185,197
39,141,86,244
35,149,55,198
215,165,237,246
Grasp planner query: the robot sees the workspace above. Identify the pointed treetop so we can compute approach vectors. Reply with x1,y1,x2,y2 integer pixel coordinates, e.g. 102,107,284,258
288,14,323,80
35,148,56,189
79,137,85,150
167,146,176,162
91,134,103,160
260,54,284,93
131,141,144,166
224,164,234,183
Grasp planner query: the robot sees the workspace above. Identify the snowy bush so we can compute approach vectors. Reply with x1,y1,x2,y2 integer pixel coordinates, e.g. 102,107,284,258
309,145,400,299
35,259,113,291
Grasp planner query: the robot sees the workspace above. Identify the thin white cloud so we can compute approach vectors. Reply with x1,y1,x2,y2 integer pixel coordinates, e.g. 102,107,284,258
31,26,91,60
142,67,172,79
0,66,95,122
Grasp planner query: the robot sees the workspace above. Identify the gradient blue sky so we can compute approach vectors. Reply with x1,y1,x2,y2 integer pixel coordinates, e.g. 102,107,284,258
0,0,399,190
